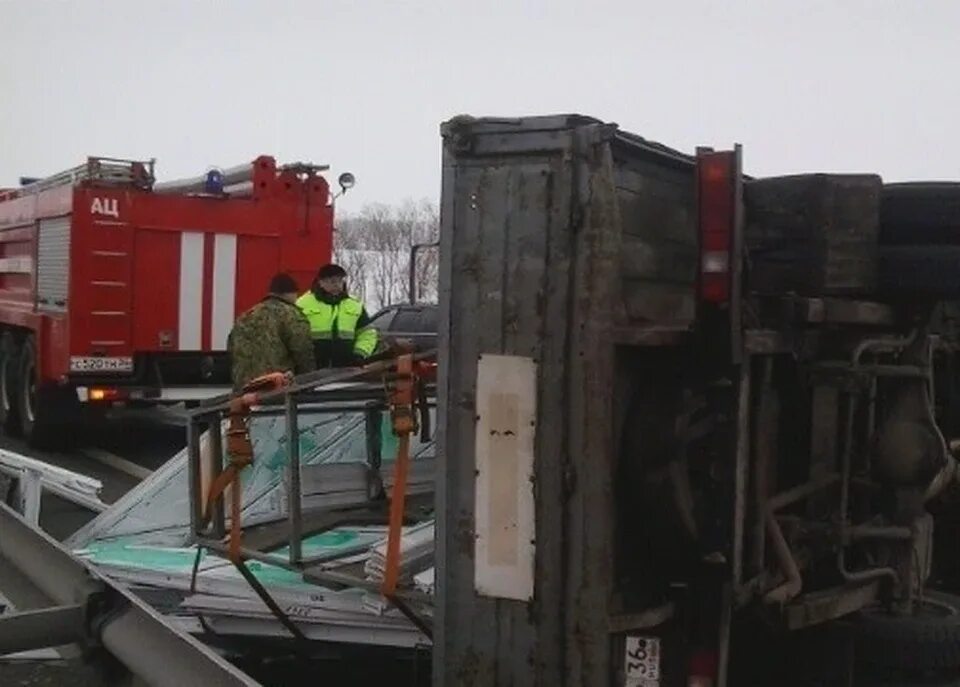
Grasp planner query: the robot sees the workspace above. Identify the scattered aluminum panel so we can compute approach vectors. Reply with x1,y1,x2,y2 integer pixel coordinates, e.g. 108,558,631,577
381,457,436,497
189,614,428,649
414,567,435,595
67,406,440,653
67,412,373,548
364,520,435,584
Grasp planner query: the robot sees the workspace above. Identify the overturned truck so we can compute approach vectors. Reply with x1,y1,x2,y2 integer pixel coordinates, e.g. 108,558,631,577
436,115,960,686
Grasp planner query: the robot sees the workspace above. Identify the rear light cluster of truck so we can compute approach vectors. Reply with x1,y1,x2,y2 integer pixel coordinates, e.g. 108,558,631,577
696,149,738,305
688,647,719,686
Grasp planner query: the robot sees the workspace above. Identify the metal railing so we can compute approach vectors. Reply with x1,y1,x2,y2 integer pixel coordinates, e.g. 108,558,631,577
184,353,437,637
6,156,156,198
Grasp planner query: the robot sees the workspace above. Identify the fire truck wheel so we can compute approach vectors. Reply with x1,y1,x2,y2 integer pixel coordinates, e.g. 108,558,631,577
853,591,960,674
17,337,76,448
0,332,21,436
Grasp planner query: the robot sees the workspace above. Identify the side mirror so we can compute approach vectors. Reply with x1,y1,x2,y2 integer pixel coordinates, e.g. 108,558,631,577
338,172,356,193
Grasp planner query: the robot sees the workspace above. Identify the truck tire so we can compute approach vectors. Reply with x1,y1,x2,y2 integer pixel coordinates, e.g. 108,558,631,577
0,332,21,436
881,183,960,245
879,245,960,296
17,337,76,448
853,591,960,673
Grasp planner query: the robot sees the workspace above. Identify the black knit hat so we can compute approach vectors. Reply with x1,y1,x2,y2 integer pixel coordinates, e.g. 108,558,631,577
316,263,347,280
269,272,299,295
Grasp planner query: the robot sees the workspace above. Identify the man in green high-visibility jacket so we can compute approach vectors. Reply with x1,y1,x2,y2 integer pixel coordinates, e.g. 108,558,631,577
296,263,378,368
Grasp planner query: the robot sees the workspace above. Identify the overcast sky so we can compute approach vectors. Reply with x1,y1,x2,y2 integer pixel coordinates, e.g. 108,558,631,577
2,1,958,211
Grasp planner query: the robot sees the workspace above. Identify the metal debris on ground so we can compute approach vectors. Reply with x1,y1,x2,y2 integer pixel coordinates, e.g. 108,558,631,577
67,394,437,652
0,449,107,525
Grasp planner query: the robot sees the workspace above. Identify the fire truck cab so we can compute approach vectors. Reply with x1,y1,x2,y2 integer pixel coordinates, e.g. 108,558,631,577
0,155,341,445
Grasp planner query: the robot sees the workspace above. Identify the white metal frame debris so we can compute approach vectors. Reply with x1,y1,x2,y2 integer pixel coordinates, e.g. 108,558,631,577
0,448,107,525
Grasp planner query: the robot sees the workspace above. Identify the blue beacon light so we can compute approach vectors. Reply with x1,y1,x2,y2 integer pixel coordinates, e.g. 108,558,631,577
204,168,224,194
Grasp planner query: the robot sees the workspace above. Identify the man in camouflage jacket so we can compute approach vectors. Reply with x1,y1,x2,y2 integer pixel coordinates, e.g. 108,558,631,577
228,273,316,390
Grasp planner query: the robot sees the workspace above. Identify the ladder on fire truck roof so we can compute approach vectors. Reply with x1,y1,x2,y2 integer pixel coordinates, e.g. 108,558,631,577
5,156,156,199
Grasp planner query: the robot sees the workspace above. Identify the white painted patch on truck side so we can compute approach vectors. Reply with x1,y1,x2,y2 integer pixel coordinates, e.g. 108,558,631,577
210,233,237,350
178,232,204,350
474,353,536,601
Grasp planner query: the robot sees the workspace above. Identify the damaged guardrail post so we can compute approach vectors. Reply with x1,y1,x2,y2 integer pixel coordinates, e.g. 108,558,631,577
0,501,260,686
0,603,88,657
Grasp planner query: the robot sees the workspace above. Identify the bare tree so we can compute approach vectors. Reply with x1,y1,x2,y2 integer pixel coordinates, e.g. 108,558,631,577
412,201,440,304
333,216,370,306
333,199,439,312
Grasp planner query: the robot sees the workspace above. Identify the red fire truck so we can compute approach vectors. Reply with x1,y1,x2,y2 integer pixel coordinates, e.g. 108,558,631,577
0,155,347,445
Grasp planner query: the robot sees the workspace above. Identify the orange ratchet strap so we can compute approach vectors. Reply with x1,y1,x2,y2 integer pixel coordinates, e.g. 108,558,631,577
381,354,418,597
202,371,290,562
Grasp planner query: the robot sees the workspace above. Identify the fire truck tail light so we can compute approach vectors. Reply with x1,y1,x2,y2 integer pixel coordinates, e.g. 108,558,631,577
88,387,127,402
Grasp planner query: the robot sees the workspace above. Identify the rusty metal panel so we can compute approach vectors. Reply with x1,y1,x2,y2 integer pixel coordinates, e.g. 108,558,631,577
435,138,490,685
560,133,621,686
610,136,697,331
486,157,567,686
437,120,578,686
437,115,649,687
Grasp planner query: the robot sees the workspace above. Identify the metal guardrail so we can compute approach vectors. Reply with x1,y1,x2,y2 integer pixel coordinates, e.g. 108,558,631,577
0,501,260,686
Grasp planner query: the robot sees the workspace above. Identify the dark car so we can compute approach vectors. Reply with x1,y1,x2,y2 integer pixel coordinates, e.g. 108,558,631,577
368,303,437,353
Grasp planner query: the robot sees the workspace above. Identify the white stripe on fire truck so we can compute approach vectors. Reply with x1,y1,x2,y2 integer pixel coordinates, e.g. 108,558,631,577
210,234,237,350
178,232,204,350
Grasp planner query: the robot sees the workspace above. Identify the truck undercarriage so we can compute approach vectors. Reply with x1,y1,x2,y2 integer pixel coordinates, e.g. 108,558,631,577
617,298,960,684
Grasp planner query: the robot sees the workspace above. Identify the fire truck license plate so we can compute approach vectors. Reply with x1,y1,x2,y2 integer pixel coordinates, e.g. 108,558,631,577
624,636,661,687
69,356,134,373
